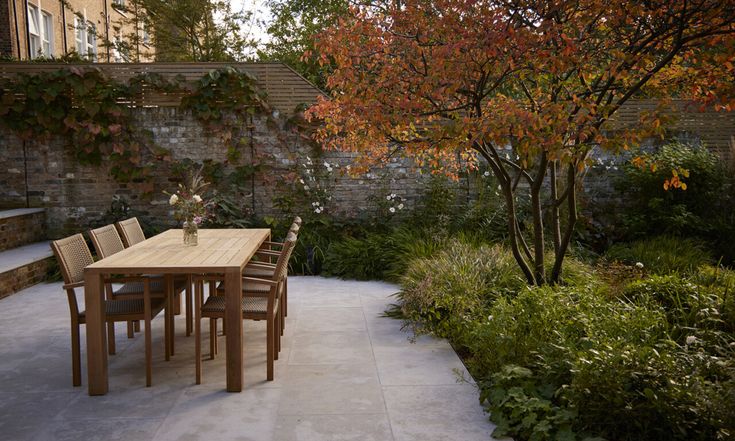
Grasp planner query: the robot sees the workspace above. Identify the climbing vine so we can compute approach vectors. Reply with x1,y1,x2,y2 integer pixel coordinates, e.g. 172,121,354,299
182,67,267,163
0,65,268,194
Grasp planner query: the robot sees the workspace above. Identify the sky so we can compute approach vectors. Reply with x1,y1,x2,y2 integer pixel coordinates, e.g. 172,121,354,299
231,0,272,51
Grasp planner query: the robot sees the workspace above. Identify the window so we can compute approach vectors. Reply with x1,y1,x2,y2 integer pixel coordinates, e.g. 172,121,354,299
74,17,97,61
27,5,41,57
112,33,128,62
42,12,53,55
141,22,150,46
27,5,54,58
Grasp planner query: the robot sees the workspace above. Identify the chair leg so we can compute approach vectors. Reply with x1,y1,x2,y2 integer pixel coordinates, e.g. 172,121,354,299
195,280,202,384
71,322,81,387
107,322,116,355
274,311,280,361
185,275,193,337
127,321,134,338
209,319,216,360
134,320,141,332
144,291,153,388
267,315,274,381
284,277,288,317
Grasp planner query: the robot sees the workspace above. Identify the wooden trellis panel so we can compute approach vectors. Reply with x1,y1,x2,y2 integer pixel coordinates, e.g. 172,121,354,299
0,62,326,114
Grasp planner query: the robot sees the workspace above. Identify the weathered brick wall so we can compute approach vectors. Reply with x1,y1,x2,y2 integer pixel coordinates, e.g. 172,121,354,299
1,105,731,239
0,257,52,299
0,108,433,238
0,209,46,251
0,0,12,57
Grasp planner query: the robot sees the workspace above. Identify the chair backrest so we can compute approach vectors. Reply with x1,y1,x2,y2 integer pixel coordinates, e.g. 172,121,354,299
51,234,95,285
116,217,146,247
273,232,298,282
88,224,125,259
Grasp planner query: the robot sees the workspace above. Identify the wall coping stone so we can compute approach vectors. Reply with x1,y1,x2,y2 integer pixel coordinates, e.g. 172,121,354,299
0,208,45,220
0,241,53,274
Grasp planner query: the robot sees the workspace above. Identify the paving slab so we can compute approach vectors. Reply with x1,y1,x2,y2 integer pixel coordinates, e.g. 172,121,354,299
0,276,497,440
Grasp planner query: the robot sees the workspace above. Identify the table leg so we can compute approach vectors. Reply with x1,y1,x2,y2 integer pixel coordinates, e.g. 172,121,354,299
225,268,243,392
84,271,108,395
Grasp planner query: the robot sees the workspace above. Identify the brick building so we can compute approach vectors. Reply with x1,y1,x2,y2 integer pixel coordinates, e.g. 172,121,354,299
1,0,153,61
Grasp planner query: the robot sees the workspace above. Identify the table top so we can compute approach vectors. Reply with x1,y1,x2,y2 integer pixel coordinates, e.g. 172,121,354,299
85,228,270,274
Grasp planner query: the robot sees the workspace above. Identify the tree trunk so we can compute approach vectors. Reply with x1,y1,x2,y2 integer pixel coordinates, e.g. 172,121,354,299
551,164,578,283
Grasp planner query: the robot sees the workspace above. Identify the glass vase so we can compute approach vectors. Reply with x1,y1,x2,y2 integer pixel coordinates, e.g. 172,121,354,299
183,219,198,246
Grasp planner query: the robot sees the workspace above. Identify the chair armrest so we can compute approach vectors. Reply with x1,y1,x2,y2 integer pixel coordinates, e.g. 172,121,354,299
254,250,280,258
242,276,278,287
246,262,276,269
63,281,85,290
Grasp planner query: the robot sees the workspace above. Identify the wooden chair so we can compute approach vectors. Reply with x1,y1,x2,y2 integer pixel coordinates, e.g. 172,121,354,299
195,232,298,384
116,217,147,248
88,224,187,357
246,218,301,318
116,218,195,336
51,234,166,387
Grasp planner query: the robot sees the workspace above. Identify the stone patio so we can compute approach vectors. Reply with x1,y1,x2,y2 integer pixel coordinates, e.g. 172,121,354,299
0,276,496,441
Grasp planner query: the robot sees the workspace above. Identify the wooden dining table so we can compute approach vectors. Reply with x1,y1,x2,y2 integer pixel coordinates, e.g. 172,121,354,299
83,228,270,395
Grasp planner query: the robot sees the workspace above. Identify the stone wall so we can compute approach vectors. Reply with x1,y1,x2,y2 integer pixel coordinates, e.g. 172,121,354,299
0,209,46,251
0,257,53,299
0,107,434,238
1,105,732,239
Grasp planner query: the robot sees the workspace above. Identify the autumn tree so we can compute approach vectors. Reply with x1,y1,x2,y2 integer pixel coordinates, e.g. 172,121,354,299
307,0,735,285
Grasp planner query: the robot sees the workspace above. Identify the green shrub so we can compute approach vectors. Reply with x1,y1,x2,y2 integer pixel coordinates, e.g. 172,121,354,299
466,282,735,441
619,141,730,237
623,274,735,345
395,240,525,341
617,141,735,264
606,236,711,274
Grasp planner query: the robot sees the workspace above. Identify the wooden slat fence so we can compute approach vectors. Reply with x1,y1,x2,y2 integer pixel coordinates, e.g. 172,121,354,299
0,62,326,114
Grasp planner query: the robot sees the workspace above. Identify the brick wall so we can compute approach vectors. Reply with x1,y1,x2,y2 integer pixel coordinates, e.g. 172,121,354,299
0,108,434,238
0,0,12,57
0,257,52,299
0,105,731,239
0,210,45,251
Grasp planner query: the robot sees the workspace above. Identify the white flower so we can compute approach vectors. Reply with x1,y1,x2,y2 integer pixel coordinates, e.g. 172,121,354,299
389,207,396,213
497,185,502,191
324,161,330,168
391,193,396,198
635,262,644,269
483,171,490,177
488,315,494,321
386,195,392,200
192,195,202,203
299,178,305,184
326,166,333,172
169,194,179,205
303,185,310,191
686,336,697,345
398,203,404,210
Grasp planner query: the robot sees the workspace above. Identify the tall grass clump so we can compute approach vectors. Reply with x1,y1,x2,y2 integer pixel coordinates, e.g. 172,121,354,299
606,235,711,275
395,240,526,342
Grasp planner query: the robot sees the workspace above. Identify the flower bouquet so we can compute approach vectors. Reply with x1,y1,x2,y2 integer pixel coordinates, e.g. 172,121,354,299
165,172,210,246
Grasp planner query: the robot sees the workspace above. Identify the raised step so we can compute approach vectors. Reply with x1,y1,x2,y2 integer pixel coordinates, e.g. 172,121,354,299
0,241,54,300
0,208,47,252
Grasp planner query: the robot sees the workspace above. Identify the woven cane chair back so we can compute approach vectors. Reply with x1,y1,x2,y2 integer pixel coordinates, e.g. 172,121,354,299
89,224,126,259
51,234,94,285
273,232,297,282
117,218,147,247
